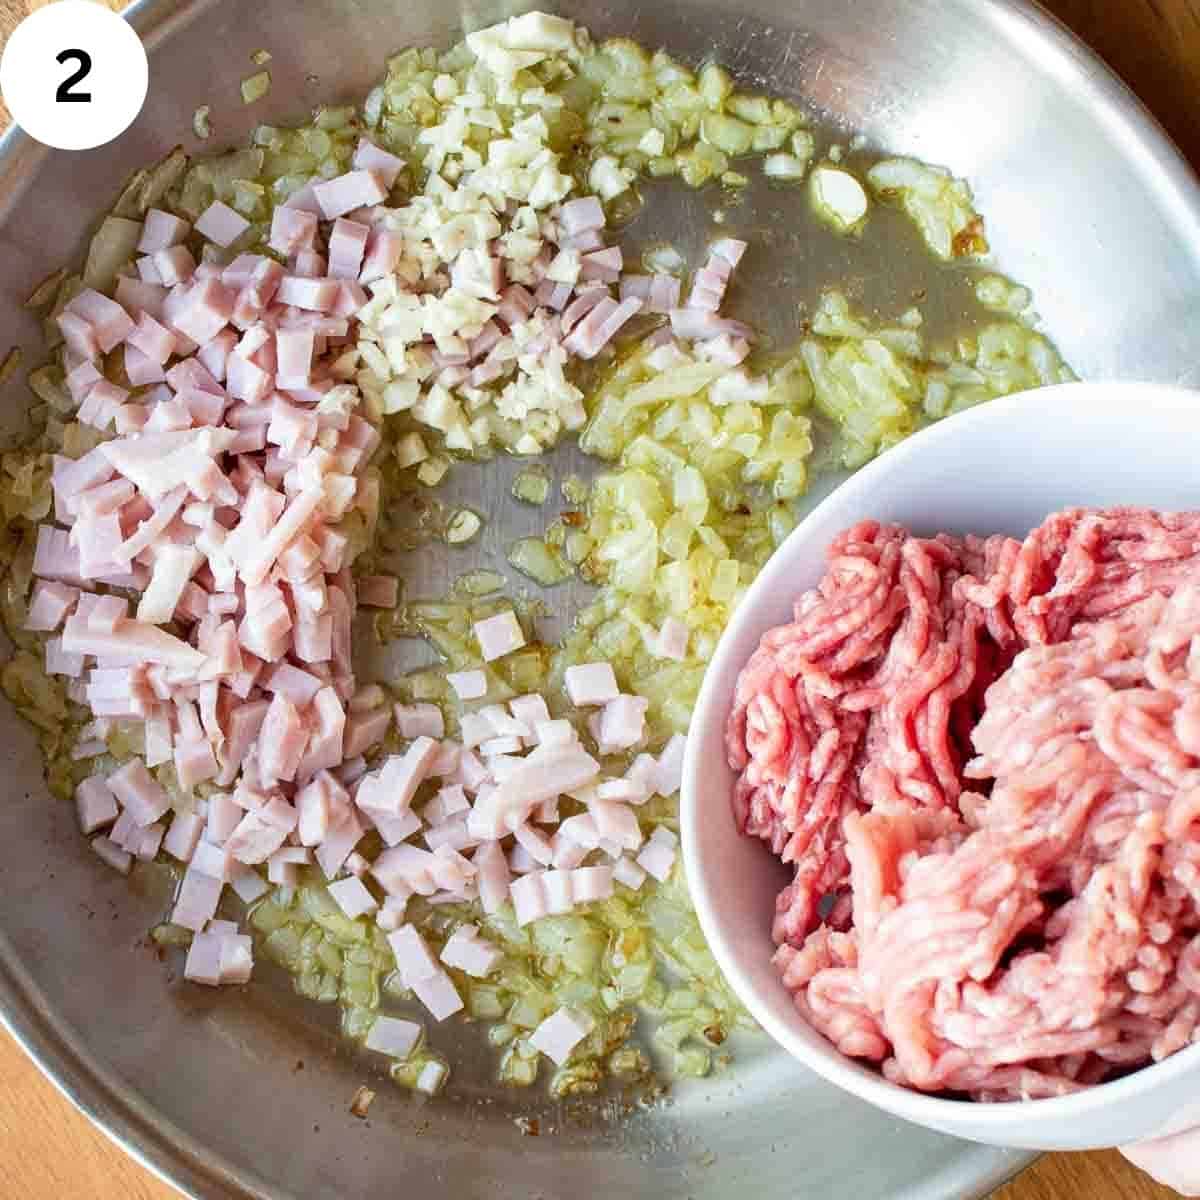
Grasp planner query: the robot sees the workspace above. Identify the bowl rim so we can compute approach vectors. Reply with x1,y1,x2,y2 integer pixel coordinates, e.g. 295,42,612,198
681,379,1200,1131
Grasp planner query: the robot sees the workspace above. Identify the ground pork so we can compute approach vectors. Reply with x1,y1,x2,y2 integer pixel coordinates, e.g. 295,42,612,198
726,508,1200,1099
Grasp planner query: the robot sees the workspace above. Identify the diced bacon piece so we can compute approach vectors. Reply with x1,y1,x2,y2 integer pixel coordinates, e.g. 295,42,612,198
175,738,219,790
560,228,604,253
25,580,79,632
596,694,649,753
558,812,601,850
564,295,642,359
558,196,605,236
126,311,177,364
571,864,613,903
190,332,232,388
596,777,649,806
191,839,235,882
195,200,249,248
274,327,314,389
225,811,289,865
162,810,205,863
358,575,398,608
589,799,643,851
440,925,503,978
529,1006,595,1065
33,525,83,585
373,844,437,896
636,825,678,881
564,662,618,707
655,734,686,797
153,245,196,287
65,288,135,352
328,875,379,919
648,273,682,314
446,669,487,701
481,703,530,740
65,359,103,403
469,840,508,915
365,1014,422,1059
213,697,267,786
313,170,387,220
138,209,190,253
387,924,439,985
580,246,623,283
167,279,235,346
613,854,647,890
352,138,404,187
282,179,322,213
361,737,440,816
375,894,409,932
314,809,365,879
107,759,169,826
268,207,318,258
543,868,575,914
510,872,549,926
327,218,370,280
341,704,390,759
394,703,444,741
618,274,652,303
172,864,223,930
213,932,253,985
412,969,463,1021
183,929,224,986
509,842,537,874
473,610,525,661
57,311,98,360
514,822,554,865
257,692,308,786
137,544,202,625
122,344,164,387
668,308,754,342
62,610,205,671
75,776,118,835
225,862,268,904
487,746,601,833
208,792,246,849
560,285,609,336
364,805,421,848
276,275,340,312
358,229,403,284
424,784,469,827
536,796,560,823
134,256,163,284
508,694,550,734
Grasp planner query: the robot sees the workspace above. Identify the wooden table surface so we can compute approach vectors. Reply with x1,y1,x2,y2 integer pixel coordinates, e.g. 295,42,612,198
1,0,1198,1197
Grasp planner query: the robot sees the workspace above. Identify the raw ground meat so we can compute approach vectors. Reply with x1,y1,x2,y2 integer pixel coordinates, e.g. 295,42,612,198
726,508,1200,1100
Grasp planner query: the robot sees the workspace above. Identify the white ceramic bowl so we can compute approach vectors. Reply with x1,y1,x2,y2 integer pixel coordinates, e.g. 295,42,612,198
682,381,1200,1151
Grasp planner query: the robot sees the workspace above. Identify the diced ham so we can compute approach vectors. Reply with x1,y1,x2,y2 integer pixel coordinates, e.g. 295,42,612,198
196,201,250,247
257,692,308,785
327,875,378,919
359,229,404,284
654,733,686,797
64,288,135,353
314,809,365,878
75,776,119,835
153,245,196,287
564,662,618,707
313,170,387,220
473,610,525,661
612,854,647,890
328,218,370,280
580,246,622,283
225,810,290,864
596,694,648,753
25,580,79,632
274,327,314,389
558,196,605,236
352,138,404,187
440,925,503,977
570,864,613,903
564,296,642,359
446,669,487,701
162,809,205,863
635,825,678,881
172,864,223,930
138,209,190,253
529,1006,594,1065
394,703,444,740
107,759,170,825
365,1015,422,1058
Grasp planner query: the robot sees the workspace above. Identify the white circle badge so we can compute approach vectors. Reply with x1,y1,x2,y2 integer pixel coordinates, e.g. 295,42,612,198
0,1,149,151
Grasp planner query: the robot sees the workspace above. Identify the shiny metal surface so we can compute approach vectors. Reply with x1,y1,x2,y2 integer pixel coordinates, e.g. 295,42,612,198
0,1,1197,1197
